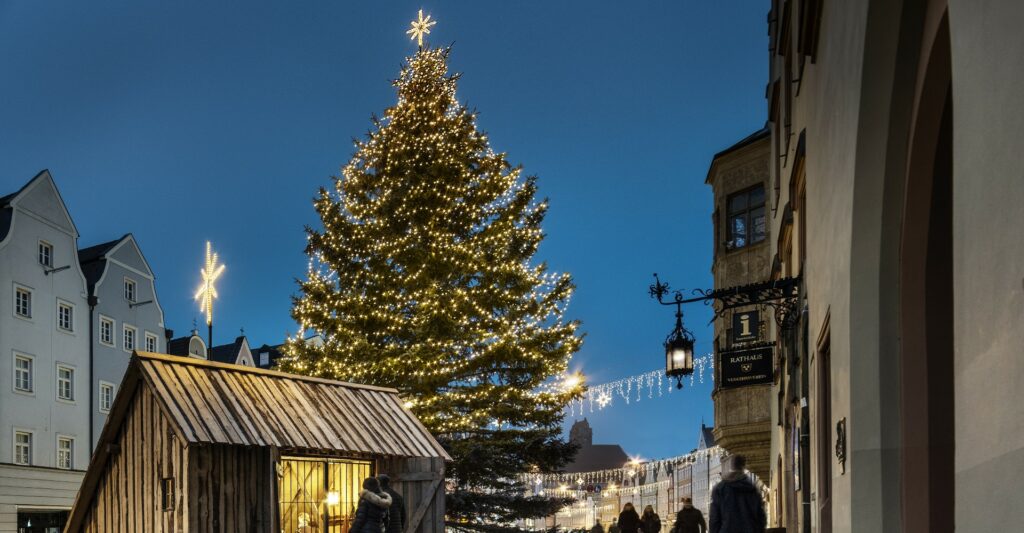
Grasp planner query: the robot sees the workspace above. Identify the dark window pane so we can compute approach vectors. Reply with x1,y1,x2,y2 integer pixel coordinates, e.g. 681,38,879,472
752,207,766,242
728,192,748,213
749,185,766,207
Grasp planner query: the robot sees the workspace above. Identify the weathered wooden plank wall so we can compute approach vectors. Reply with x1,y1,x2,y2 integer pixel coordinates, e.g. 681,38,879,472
186,444,276,533
379,456,446,533
73,385,189,533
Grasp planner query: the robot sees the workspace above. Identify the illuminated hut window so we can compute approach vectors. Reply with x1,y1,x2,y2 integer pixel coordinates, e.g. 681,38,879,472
278,456,373,533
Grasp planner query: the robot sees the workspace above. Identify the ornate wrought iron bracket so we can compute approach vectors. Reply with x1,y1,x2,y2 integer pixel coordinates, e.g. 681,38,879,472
649,274,802,331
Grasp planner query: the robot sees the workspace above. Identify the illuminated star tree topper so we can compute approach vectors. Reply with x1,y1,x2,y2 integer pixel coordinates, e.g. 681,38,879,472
406,9,436,47
194,241,225,346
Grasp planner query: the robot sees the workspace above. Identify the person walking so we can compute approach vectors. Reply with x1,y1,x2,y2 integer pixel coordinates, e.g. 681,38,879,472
591,519,606,533
377,475,406,533
672,497,707,533
350,477,393,533
641,505,662,533
609,517,621,533
709,455,766,533
618,503,643,533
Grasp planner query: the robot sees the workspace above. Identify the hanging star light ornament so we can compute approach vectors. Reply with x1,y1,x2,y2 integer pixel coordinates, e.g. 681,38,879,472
406,9,436,47
194,241,225,327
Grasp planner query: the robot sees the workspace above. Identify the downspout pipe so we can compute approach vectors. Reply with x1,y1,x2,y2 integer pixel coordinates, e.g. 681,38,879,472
87,294,98,455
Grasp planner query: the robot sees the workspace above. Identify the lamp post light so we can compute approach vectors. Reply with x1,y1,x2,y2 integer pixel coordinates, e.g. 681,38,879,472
665,308,695,388
649,273,698,388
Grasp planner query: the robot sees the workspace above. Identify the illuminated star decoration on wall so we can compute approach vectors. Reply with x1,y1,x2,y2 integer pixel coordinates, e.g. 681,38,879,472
194,241,225,327
406,9,436,47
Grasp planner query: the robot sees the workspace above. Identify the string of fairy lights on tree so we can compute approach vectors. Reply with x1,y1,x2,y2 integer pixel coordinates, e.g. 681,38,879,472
560,354,714,416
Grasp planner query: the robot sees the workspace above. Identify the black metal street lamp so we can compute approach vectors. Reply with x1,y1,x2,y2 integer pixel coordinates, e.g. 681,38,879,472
650,273,698,388
665,309,695,387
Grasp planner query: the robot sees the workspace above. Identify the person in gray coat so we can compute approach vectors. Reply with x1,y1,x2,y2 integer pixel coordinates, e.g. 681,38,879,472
709,455,765,533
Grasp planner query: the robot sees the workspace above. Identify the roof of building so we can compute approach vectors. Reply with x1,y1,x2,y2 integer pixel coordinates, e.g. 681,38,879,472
0,170,41,206
0,170,50,242
705,126,771,183
699,424,716,449
116,351,448,456
167,334,197,356
208,335,247,364
251,343,285,368
0,207,11,243
563,444,630,474
77,235,127,292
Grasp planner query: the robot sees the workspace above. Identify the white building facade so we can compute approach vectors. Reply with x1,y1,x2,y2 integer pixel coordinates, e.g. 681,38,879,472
78,234,166,446
0,171,166,532
0,172,91,531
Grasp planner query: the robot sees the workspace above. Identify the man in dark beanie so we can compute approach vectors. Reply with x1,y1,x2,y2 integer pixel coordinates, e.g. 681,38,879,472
377,475,406,533
709,455,765,533
673,497,706,533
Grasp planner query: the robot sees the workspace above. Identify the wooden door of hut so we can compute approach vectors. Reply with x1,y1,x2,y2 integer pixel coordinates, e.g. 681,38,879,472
377,457,446,533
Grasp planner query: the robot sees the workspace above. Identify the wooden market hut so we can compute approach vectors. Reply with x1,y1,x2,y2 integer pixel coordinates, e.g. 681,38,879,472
64,351,450,533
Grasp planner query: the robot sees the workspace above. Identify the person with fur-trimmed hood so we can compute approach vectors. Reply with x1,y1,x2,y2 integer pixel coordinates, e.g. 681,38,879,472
350,477,393,533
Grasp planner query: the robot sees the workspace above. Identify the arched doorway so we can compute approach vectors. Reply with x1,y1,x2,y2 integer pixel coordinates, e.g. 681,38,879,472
898,9,953,533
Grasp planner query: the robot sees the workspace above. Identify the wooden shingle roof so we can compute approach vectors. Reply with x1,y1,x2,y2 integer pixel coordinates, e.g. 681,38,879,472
133,351,449,459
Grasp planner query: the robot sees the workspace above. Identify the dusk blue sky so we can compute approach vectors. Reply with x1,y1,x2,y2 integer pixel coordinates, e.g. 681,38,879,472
0,1,767,459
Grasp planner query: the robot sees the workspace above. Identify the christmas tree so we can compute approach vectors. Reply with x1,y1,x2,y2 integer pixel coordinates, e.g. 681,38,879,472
279,40,584,531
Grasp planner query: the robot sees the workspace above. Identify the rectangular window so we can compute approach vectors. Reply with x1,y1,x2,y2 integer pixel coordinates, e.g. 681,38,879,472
14,431,31,465
14,355,32,393
57,301,74,332
145,332,158,352
14,286,32,318
17,510,69,531
57,436,73,469
123,325,136,352
726,184,767,249
161,478,175,511
57,365,74,401
99,382,115,413
124,278,137,302
100,316,115,346
38,241,53,267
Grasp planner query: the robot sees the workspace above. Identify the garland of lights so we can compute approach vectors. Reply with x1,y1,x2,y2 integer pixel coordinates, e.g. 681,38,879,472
519,445,727,493
565,354,714,416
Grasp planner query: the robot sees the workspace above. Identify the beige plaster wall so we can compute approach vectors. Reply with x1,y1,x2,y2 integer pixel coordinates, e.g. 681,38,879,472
948,1,1024,531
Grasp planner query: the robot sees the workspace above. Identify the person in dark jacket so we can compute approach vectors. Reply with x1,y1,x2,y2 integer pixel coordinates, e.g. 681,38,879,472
350,477,393,533
591,519,606,533
609,517,621,533
641,505,662,533
618,502,643,533
673,497,707,533
709,455,766,533
377,475,406,533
